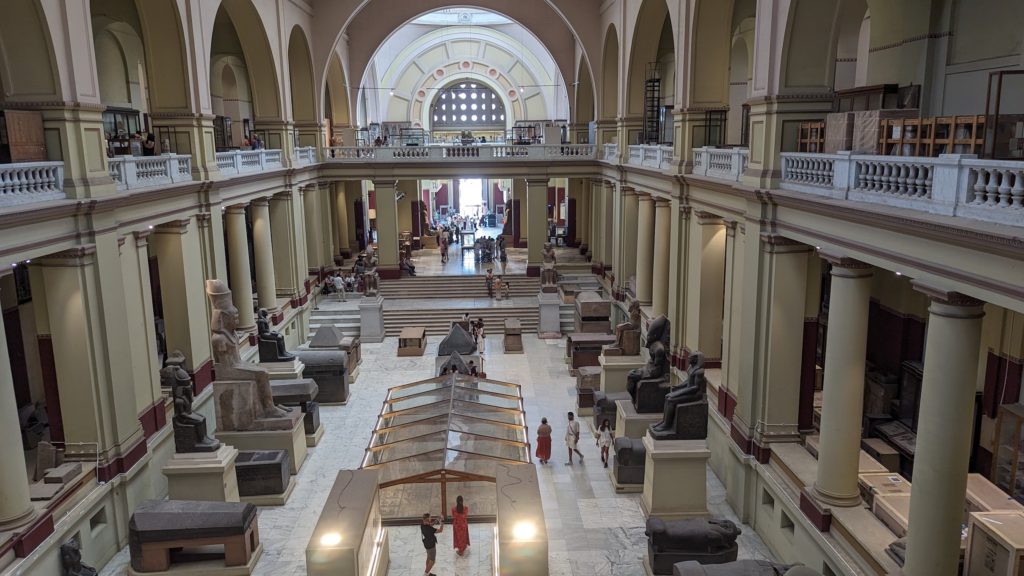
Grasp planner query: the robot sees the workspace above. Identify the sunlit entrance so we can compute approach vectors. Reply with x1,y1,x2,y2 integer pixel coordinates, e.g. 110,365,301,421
458,178,483,217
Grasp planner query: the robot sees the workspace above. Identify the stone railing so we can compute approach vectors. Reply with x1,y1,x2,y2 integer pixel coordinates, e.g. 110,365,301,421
0,161,65,207
294,146,317,166
780,152,1024,227
216,149,285,175
108,154,193,192
692,147,749,182
625,144,675,171
602,143,619,162
323,144,597,163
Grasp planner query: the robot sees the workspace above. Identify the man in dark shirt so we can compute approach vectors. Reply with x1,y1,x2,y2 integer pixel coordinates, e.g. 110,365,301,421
421,513,443,576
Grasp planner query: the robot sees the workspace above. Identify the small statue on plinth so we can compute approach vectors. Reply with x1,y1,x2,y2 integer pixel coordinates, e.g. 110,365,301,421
362,270,380,297
60,539,97,576
542,242,557,266
604,300,641,356
626,315,671,413
649,351,709,440
159,349,188,389
257,309,295,363
171,365,220,453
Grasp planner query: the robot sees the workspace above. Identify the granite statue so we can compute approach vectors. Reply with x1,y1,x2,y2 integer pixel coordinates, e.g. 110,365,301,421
60,539,97,576
159,350,188,389
605,300,642,356
612,436,646,485
257,309,295,363
649,351,709,440
674,560,821,576
627,315,672,412
542,242,557,266
646,517,741,574
171,364,220,453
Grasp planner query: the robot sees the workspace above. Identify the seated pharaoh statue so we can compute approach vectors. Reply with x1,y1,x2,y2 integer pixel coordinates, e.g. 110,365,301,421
257,309,295,363
626,314,672,413
649,351,709,441
171,366,221,453
604,300,642,356
206,279,294,430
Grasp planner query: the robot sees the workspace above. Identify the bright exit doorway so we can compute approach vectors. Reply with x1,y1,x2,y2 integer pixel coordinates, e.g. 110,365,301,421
458,178,483,217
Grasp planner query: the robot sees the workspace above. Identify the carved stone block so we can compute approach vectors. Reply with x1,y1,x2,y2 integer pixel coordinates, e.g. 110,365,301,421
235,450,290,497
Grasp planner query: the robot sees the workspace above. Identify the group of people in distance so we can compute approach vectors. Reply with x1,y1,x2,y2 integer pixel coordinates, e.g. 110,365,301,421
483,268,511,299
534,412,613,468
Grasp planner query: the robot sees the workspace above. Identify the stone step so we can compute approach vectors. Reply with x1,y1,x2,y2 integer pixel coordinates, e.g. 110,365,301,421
379,275,540,299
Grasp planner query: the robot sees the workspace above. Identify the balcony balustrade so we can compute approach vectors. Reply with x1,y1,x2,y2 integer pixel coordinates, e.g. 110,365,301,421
0,161,65,207
216,149,285,175
323,143,596,163
620,144,675,171
294,146,317,166
602,143,619,162
692,147,749,182
107,154,193,192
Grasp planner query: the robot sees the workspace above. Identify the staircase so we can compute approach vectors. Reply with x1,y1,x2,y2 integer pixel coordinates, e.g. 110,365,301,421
308,307,360,336
379,274,540,299
381,306,538,337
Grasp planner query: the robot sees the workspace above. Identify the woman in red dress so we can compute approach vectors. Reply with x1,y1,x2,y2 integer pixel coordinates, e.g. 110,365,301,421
535,417,553,464
451,495,470,556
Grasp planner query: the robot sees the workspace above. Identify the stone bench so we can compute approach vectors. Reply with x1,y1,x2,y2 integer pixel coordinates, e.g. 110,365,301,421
129,500,261,573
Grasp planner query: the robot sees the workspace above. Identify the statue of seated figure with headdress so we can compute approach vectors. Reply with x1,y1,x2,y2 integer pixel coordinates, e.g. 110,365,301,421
626,314,672,413
649,351,709,441
171,366,221,453
257,309,295,363
604,300,642,356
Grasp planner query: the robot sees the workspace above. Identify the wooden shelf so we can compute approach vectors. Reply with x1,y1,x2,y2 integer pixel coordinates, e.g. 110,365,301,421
878,115,986,157
798,121,826,153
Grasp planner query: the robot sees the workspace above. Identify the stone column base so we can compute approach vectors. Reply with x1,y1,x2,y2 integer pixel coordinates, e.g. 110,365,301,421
641,436,710,520
162,445,240,502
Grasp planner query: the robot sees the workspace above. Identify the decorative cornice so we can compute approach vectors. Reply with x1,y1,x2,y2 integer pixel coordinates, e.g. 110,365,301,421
41,245,97,266
818,248,873,273
869,30,952,54
912,279,985,309
154,219,191,234
132,230,151,246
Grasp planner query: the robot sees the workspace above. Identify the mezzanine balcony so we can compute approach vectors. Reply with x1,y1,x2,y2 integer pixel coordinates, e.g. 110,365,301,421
216,148,284,175
323,143,596,163
0,161,65,207
108,153,193,192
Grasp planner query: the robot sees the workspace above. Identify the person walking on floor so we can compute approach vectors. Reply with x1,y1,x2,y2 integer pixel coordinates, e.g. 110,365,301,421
451,495,470,556
565,411,584,465
598,419,613,468
421,512,443,576
535,417,552,464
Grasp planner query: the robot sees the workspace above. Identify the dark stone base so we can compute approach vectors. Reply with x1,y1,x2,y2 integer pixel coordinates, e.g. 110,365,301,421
649,400,709,441
236,450,290,497
302,401,320,435
650,544,739,575
303,366,349,403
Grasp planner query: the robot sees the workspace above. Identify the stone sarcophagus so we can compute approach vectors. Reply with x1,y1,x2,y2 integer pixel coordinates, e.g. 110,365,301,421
566,332,617,374
612,436,646,486
646,517,741,575
235,450,290,500
574,292,611,333
576,366,602,409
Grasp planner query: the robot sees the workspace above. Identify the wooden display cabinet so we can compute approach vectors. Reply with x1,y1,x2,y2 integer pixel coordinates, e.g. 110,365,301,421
0,110,47,163
991,404,1024,505
878,115,986,157
797,121,826,152
965,511,1024,576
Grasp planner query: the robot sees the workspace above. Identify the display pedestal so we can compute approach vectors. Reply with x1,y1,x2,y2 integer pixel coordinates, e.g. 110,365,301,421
615,401,662,439
162,445,240,503
127,545,262,576
601,355,646,395
608,466,644,494
641,436,710,520
216,418,307,475
360,295,385,343
241,476,296,507
307,422,325,447
538,292,562,338
261,358,305,380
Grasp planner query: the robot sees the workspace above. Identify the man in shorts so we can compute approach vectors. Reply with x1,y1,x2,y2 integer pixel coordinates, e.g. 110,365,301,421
565,411,584,465
421,512,443,576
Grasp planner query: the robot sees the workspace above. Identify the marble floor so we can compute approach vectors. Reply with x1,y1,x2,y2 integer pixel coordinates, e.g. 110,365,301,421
99,333,772,576
406,225,589,277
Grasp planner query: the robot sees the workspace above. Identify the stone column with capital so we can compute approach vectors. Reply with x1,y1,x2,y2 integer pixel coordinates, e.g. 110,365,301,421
122,231,162,415
579,180,591,256
302,186,323,274
812,252,874,506
684,212,727,364
334,183,352,259
903,285,986,576
319,182,337,268
251,199,278,313
0,274,35,531
652,199,672,315
618,188,639,297
271,189,308,308
224,205,256,331
525,178,550,277
373,179,401,278
635,194,655,305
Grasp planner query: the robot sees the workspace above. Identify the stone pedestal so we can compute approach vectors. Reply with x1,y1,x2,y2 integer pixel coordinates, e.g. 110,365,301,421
261,358,305,380
600,355,646,394
162,445,240,503
615,400,663,439
641,437,710,520
503,318,524,353
575,366,602,417
359,295,385,343
216,417,307,475
538,292,561,338
236,450,294,506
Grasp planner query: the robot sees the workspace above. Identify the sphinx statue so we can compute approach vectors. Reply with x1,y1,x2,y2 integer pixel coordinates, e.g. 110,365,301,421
646,517,741,574
626,315,672,413
604,300,642,356
171,365,221,453
60,539,97,576
649,351,709,441
257,309,295,363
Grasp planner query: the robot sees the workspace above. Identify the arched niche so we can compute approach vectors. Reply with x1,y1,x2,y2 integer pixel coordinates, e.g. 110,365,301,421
0,0,61,102
211,0,282,122
625,0,674,120
91,19,148,112
210,55,253,146
288,25,317,145
688,0,735,108
575,57,596,128
413,72,519,132
600,24,619,122
325,52,352,129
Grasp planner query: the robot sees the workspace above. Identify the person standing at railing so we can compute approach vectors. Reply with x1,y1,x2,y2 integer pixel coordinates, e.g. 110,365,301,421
143,133,157,156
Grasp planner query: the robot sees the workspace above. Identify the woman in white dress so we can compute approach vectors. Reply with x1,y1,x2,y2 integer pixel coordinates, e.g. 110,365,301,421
597,419,613,468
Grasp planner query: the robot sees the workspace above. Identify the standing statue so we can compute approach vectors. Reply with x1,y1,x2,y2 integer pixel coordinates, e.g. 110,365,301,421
171,365,220,453
542,242,557,266
362,270,380,297
60,539,97,576
626,315,671,412
207,279,289,421
257,309,295,362
605,300,642,356
649,351,709,440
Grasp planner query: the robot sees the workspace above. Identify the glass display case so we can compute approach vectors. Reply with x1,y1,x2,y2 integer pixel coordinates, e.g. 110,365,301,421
992,404,1024,505
984,70,1024,160
102,108,142,156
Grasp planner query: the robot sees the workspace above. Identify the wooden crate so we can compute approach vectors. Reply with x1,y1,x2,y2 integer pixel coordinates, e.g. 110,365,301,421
965,511,1024,576
397,326,426,357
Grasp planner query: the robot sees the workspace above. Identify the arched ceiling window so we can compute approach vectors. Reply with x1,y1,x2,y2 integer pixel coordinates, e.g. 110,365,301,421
430,82,506,130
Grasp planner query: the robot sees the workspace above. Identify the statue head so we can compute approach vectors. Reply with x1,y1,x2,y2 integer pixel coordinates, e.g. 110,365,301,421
206,279,239,333
60,538,84,571
628,300,641,324
707,518,741,541
259,309,269,321
688,351,705,372
165,349,186,369
646,315,671,347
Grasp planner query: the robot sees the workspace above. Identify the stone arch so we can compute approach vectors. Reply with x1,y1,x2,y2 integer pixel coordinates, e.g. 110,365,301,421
726,28,752,145
288,25,316,129
600,24,619,121
625,0,674,118
0,0,61,102
325,52,352,128
421,75,517,132
688,0,735,108
779,0,843,93
575,57,595,127
211,0,282,121
833,0,869,91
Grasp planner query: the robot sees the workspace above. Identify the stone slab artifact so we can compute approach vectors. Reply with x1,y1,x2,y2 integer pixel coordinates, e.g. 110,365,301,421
257,309,295,363
30,482,63,501
559,283,581,304
438,323,477,356
61,538,98,576
674,560,821,576
306,470,390,576
627,315,672,413
604,300,642,356
645,517,741,575
44,462,83,485
292,349,349,404
34,440,62,482
612,436,646,487
359,295,385,344
163,444,240,502
128,500,261,574
538,292,562,338
503,318,524,354
650,352,709,441
235,450,290,498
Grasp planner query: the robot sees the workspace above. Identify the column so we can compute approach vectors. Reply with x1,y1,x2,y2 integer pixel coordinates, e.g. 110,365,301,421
579,180,590,255
903,285,985,576
619,188,639,293
812,252,873,506
526,178,550,276
373,179,400,277
320,183,337,268
588,180,602,268
334,183,351,259
270,190,301,297
302,186,323,273
602,182,614,272
224,205,256,331
652,199,672,315
635,194,655,305
251,198,278,312
121,232,162,418
684,212,727,363
0,274,34,530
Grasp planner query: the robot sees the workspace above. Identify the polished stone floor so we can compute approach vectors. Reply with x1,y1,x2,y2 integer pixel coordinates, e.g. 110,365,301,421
407,225,589,276
99,332,772,576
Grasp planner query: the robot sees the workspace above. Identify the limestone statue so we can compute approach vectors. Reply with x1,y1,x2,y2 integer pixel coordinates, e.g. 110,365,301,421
171,365,220,453
257,309,295,363
605,300,642,356
60,539,97,576
646,517,741,574
649,351,709,440
207,279,289,422
362,270,380,297
626,314,671,412
159,350,188,389
542,242,557,266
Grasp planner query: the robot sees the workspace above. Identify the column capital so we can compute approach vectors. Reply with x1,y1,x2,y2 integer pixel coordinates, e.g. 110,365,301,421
912,280,986,318
637,193,654,203
694,210,724,225
154,219,191,235
251,197,271,208
724,220,738,237
819,248,873,278
132,230,152,247
372,179,396,189
621,185,636,195
759,233,810,254
224,204,247,215
654,197,671,208
524,178,550,187
40,245,97,267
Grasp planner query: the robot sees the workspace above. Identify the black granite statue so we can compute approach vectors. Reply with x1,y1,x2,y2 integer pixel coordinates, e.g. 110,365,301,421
159,349,187,389
649,351,709,440
60,539,97,576
646,517,741,575
627,315,672,413
257,309,295,363
171,367,221,453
